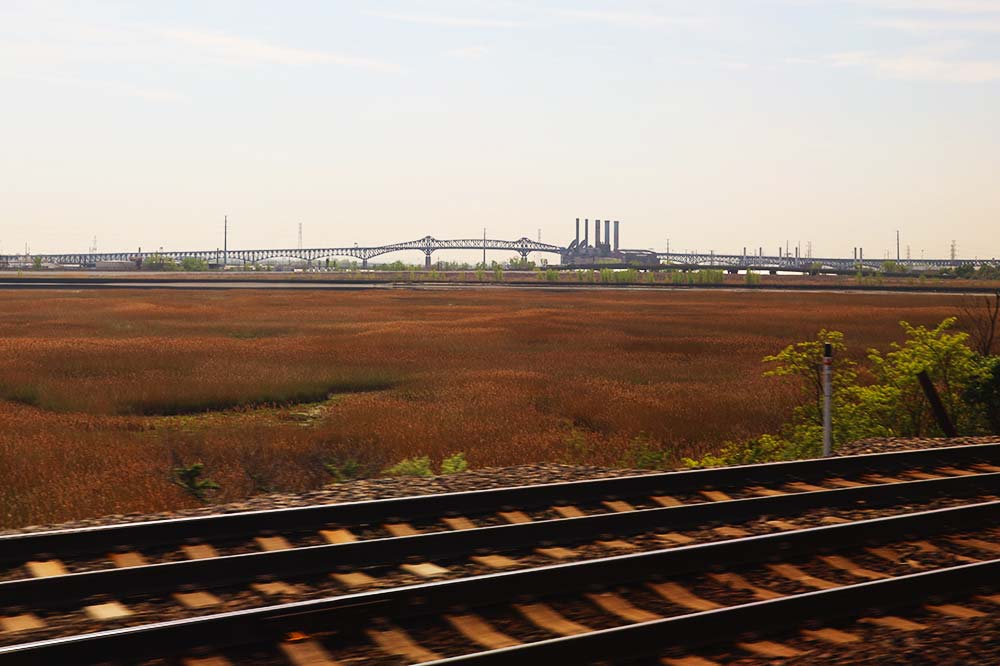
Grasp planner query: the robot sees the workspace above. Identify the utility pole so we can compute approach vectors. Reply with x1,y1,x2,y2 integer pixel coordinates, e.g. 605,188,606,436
223,215,228,268
298,222,303,251
666,239,670,255
896,230,900,261
482,228,486,267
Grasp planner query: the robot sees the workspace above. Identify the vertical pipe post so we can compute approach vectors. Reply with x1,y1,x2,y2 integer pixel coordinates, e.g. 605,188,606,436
823,342,833,458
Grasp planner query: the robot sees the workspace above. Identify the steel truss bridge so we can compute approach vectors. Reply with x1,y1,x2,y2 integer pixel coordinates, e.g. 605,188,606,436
2,236,564,269
3,237,996,272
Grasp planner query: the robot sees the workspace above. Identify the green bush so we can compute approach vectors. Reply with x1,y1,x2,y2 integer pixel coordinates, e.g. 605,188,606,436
440,452,469,474
170,462,220,501
324,457,365,483
383,456,433,477
620,436,671,469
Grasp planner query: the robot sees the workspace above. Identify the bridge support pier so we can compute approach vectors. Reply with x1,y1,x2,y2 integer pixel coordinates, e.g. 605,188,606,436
424,250,433,270
362,258,368,269
519,250,529,262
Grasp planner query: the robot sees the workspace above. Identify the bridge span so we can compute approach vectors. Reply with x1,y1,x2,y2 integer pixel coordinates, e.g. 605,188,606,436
2,236,564,270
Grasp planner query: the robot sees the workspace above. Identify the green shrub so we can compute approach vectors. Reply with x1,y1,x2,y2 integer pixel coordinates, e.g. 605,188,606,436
561,429,593,464
440,452,469,474
383,456,433,477
324,457,365,483
170,462,220,501
619,436,671,469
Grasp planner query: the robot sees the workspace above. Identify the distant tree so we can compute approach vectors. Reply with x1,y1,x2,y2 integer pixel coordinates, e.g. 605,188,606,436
32,256,42,270
180,257,208,271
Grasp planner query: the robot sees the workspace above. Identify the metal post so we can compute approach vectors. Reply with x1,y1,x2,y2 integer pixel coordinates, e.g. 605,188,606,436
823,342,833,457
223,215,227,269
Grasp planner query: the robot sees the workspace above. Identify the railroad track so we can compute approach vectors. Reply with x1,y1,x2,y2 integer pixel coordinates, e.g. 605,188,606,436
0,444,997,664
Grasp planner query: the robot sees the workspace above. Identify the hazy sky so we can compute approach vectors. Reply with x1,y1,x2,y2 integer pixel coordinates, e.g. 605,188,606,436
2,0,999,262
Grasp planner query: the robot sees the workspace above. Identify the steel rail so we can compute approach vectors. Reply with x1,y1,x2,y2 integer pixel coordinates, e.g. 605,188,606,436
426,558,1000,664
2,443,996,562
1,472,996,607
2,471,996,607
1,499,996,665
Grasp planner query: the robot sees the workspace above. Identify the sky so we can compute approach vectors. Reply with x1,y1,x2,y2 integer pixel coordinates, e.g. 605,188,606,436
2,0,999,262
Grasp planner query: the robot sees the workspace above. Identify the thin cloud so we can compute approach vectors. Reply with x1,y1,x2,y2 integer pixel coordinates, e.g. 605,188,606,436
377,13,522,28
826,49,1000,82
447,46,489,59
162,30,402,72
550,9,705,29
869,17,1000,32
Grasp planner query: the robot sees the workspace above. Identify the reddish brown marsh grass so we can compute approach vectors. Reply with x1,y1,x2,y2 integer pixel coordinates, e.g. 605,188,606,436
0,288,966,527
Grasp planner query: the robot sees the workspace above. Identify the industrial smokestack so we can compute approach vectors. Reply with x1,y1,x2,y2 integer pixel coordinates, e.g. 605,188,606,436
575,218,580,246
603,220,610,247
613,221,620,251
584,219,589,247
594,219,600,249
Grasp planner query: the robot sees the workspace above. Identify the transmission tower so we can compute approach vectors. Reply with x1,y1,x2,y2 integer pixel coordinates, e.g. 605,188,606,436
88,236,97,254
950,240,957,261
298,223,303,250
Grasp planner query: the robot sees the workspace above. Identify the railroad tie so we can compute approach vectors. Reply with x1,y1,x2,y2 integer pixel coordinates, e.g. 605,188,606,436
819,555,890,580
400,562,449,578
330,571,375,588
183,657,233,666
736,641,804,658
470,554,520,569
925,604,988,619
0,614,46,633
24,559,67,578
785,481,827,492
708,572,783,600
903,470,943,480
746,486,786,497
765,520,799,531
767,563,839,590
446,613,521,649
182,544,219,560
699,490,732,502
661,656,721,666
535,546,579,560
383,522,421,537
802,628,861,644
255,535,293,551
498,510,533,524
647,582,721,611
515,603,590,636
820,516,851,524
867,544,923,566
367,625,441,662
83,601,132,621
713,526,751,538
586,592,661,623
980,594,1000,606
552,505,586,518
173,591,222,609
319,528,357,544
442,516,477,530
860,616,927,631
656,532,696,546
949,537,1000,555
595,538,639,550
109,551,148,568
862,474,904,484
650,495,684,507
603,500,637,512
279,638,341,665
252,581,300,597
824,477,867,488
972,463,1000,473
936,466,978,476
